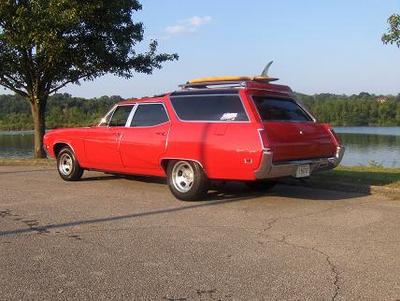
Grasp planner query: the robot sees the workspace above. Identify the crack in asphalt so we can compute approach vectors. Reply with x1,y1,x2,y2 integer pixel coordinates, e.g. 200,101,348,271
251,199,377,301
269,234,340,301
0,209,49,235
163,289,221,301
163,297,187,301
257,218,341,301
2,200,364,301
250,201,374,301
318,248,340,301
282,200,372,223
0,208,111,253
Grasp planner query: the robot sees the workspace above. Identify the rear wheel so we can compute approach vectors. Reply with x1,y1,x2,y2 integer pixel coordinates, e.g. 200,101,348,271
246,180,277,191
57,147,84,181
167,160,208,201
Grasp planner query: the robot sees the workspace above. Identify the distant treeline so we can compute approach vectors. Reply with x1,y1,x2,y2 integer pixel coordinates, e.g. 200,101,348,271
297,92,400,126
0,93,121,130
0,92,400,130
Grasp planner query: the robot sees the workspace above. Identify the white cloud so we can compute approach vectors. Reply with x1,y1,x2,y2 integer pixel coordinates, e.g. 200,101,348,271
188,16,212,27
164,16,212,38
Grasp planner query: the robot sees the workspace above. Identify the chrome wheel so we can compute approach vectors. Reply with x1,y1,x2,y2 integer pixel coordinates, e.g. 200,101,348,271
59,153,73,176
171,161,194,193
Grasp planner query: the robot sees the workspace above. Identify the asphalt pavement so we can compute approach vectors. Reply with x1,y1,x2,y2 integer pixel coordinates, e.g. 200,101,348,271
1,165,400,300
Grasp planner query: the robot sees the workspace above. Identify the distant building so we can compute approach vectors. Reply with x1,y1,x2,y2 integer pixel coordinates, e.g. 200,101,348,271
376,96,388,104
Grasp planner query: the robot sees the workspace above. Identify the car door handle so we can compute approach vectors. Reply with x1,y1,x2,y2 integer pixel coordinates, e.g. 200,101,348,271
155,132,166,136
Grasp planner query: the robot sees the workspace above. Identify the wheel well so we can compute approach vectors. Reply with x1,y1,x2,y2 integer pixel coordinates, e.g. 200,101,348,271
53,143,70,157
160,159,205,172
160,159,170,172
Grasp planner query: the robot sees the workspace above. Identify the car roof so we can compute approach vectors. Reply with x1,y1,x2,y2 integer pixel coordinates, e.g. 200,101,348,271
117,94,170,105
117,80,293,105
170,89,239,96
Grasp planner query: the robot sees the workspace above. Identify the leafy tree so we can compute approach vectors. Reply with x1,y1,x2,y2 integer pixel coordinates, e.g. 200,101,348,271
0,0,178,158
382,14,400,46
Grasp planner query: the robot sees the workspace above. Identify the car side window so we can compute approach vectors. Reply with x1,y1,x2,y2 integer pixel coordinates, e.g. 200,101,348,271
109,105,134,127
170,95,249,121
130,104,169,127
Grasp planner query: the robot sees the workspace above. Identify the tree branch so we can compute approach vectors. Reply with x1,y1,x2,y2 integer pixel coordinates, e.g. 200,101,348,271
2,73,26,88
0,77,28,97
48,73,95,94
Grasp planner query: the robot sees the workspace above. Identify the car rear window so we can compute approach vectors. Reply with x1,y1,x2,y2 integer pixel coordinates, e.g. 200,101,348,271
252,96,312,122
170,95,248,121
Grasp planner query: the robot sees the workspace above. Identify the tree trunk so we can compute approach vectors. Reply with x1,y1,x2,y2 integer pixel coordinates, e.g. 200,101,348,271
29,98,47,158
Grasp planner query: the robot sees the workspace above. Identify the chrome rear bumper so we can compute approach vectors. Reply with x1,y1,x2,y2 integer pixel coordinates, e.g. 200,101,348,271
254,146,345,179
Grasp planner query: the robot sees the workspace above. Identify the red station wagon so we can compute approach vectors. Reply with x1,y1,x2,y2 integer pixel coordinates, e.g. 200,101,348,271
44,76,344,201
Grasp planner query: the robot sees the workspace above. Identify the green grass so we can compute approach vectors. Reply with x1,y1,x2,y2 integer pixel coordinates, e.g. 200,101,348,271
0,158,55,166
313,166,400,189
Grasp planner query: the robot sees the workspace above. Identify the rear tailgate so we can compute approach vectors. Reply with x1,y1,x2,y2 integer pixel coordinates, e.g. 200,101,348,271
252,95,337,162
263,121,336,162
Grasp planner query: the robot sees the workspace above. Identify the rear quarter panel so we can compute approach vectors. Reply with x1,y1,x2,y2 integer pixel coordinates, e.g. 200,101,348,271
163,94,263,180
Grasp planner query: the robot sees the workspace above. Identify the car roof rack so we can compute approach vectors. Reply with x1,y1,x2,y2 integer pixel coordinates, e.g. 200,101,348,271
180,80,246,89
180,76,279,90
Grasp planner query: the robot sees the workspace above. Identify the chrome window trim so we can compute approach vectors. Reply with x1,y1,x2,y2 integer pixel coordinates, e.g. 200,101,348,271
98,104,136,127
296,101,317,123
109,104,135,127
171,93,240,98
129,102,171,128
169,94,251,123
125,104,138,127
98,104,117,127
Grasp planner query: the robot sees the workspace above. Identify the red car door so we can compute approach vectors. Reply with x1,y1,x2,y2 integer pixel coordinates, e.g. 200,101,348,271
84,105,134,171
119,103,170,175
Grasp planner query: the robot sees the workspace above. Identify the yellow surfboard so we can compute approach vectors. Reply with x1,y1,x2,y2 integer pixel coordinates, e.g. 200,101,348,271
187,76,278,85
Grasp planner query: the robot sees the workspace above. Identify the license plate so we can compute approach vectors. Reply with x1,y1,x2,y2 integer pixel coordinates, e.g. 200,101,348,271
295,164,310,178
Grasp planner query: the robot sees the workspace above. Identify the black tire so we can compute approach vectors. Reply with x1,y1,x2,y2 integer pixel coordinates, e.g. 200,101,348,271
56,147,84,181
246,180,277,191
167,160,208,201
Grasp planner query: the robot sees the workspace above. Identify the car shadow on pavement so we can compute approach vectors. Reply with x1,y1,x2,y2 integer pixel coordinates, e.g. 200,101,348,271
207,181,367,201
0,175,367,237
79,173,167,184
81,172,366,202
0,192,277,237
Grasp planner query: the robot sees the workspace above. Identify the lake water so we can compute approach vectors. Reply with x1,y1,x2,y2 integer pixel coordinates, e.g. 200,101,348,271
334,127,400,167
0,131,34,158
0,127,399,167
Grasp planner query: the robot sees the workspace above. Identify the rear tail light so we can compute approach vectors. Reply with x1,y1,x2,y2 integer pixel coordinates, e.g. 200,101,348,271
258,129,270,150
323,123,342,145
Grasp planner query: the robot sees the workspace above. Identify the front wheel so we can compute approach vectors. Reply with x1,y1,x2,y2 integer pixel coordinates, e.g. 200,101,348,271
167,160,208,201
57,147,84,181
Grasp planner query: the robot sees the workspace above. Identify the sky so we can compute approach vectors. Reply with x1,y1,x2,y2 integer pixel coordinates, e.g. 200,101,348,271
56,0,400,97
